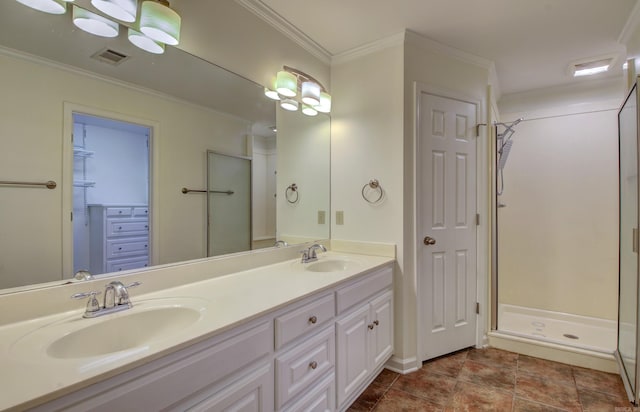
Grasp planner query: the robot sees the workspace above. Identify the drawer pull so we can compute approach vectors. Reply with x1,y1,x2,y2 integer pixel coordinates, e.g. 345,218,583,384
373,320,379,326
118,211,123,214
118,226,122,230
309,361,318,370
308,315,317,324
368,324,374,330
145,225,148,229
118,247,122,250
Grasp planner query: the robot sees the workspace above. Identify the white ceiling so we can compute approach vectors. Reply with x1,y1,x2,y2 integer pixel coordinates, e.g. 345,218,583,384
250,0,639,95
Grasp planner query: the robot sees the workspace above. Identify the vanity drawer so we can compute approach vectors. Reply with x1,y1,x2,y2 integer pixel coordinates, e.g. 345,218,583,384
275,326,335,409
281,372,335,412
106,207,132,217
106,237,149,258
336,266,393,314
275,293,334,349
106,256,148,272
133,207,149,217
106,218,149,237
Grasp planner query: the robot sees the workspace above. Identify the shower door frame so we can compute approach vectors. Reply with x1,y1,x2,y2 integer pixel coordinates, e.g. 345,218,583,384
615,77,640,406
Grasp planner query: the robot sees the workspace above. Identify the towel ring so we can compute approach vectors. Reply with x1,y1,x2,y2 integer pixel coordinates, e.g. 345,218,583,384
362,179,384,204
286,183,299,204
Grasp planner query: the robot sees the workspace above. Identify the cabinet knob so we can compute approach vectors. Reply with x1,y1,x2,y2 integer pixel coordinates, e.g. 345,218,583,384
368,324,375,330
118,247,122,250
309,361,318,370
308,316,317,324
118,226,123,230
373,320,379,326
145,225,148,229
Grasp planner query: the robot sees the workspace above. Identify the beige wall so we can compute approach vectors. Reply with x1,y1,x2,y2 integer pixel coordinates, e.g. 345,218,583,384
0,51,249,288
331,31,490,367
498,80,623,320
173,0,330,97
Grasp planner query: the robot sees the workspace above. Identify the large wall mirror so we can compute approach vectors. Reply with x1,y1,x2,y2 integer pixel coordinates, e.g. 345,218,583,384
0,1,331,292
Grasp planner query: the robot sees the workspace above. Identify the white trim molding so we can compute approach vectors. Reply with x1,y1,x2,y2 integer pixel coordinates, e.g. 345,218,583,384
385,355,420,375
331,32,406,66
234,0,332,65
618,0,640,46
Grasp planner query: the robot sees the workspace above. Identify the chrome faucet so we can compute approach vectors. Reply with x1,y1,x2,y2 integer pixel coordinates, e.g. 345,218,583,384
72,281,141,318
300,244,327,263
274,240,289,247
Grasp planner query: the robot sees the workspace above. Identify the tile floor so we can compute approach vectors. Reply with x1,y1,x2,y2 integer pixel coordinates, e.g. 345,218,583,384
347,347,632,411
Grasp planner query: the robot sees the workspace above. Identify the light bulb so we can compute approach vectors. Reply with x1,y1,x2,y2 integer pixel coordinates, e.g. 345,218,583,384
276,71,297,97
280,99,299,111
139,0,181,45
91,0,137,23
128,28,165,54
73,6,119,38
302,104,318,116
15,0,68,15
316,92,331,113
301,81,320,106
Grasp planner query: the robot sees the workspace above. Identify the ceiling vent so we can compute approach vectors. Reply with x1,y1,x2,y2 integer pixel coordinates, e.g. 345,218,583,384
91,48,130,66
569,54,617,77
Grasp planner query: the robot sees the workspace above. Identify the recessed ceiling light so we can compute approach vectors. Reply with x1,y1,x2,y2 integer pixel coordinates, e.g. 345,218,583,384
570,56,616,78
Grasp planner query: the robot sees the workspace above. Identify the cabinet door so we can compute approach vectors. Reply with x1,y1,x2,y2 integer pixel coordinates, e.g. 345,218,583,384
336,303,370,407
370,290,393,369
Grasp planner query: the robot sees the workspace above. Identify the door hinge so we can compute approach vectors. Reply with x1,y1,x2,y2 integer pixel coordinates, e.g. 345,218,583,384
70,211,73,222
476,302,480,314
476,214,480,226
634,228,638,253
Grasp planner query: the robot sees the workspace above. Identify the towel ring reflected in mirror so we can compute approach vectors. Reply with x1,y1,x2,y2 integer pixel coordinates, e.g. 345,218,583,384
362,179,384,204
285,183,299,204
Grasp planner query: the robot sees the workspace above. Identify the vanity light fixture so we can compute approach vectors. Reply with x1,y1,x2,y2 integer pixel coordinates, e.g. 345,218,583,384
91,0,137,23
73,5,119,38
128,28,165,54
301,104,318,116
15,0,73,15
280,99,299,112
264,66,331,115
139,0,181,45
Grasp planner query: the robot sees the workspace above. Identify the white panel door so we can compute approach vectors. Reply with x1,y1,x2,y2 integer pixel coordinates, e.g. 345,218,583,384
419,92,477,361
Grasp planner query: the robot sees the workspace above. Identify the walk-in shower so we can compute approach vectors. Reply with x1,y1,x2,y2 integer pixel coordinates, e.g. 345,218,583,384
492,111,619,357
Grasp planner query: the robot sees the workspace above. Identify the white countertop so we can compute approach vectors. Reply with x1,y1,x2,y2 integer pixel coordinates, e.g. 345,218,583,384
0,251,394,411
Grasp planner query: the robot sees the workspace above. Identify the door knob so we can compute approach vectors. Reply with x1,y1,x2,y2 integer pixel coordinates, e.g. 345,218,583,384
424,236,436,246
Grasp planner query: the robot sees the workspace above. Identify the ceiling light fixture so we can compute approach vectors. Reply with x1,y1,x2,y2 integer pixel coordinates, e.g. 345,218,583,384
128,28,165,54
570,56,615,78
73,5,119,37
15,0,72,15
264,66,331,115
139,0,181,45
91,0,137,23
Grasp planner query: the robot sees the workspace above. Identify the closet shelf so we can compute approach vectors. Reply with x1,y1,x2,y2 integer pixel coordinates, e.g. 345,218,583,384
73,148,95,158
74,180,96,188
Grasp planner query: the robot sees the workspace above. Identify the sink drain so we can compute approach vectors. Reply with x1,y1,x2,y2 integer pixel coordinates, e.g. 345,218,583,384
563,333,579,340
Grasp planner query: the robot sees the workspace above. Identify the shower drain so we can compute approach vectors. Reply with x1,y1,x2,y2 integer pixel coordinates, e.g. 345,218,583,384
563,333,579,340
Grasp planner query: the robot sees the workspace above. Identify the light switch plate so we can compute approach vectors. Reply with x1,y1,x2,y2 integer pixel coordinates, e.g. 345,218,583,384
336,211,344,225
318,210,326,224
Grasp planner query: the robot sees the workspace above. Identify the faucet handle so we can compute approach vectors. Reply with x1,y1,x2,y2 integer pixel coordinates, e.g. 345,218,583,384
72,291,102,314
119,281,141,305
126,281,142,289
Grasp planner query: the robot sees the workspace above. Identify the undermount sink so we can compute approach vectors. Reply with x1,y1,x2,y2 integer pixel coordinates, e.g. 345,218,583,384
12,298,206,360
303,257,363,273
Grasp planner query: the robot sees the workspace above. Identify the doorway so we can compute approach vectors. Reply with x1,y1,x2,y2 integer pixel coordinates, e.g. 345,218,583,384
71,113,151,276
417,88,479,361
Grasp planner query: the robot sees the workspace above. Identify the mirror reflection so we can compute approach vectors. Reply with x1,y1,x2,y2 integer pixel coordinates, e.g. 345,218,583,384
0,1,330,292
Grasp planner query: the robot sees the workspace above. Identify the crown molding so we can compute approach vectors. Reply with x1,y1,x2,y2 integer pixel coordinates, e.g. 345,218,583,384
404,30,494,71
331,32,406,66
234,0,331,65
618,0,640,46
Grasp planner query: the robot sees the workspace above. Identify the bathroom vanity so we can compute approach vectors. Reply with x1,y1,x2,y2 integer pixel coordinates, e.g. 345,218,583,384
0,249,394,411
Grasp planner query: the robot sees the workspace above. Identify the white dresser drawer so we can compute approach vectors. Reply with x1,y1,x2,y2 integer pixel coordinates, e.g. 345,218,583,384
275,293,334,349
275,326,335,409
106,237,149,258
106,256,148,272
106,218,149,237
106,207,132,217
133,207,149,217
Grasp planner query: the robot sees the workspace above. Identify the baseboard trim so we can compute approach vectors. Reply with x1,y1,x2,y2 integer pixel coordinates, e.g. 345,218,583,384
384,355,420,374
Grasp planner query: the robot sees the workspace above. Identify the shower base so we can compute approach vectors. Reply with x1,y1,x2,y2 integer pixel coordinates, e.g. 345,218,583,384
498,304,616,354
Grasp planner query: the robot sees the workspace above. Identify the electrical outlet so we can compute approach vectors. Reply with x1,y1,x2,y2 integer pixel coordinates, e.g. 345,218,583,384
318,210,326,224
336,211,344,225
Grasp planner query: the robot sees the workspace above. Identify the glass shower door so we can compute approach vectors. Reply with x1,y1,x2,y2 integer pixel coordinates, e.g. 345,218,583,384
207,151,251,257
618,81,638,402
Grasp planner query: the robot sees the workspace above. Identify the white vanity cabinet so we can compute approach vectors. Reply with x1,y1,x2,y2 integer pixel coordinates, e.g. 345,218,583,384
274,292,336,411
26,261,394,412
31,319,274,412
335,267,394,409
89,205,149,274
